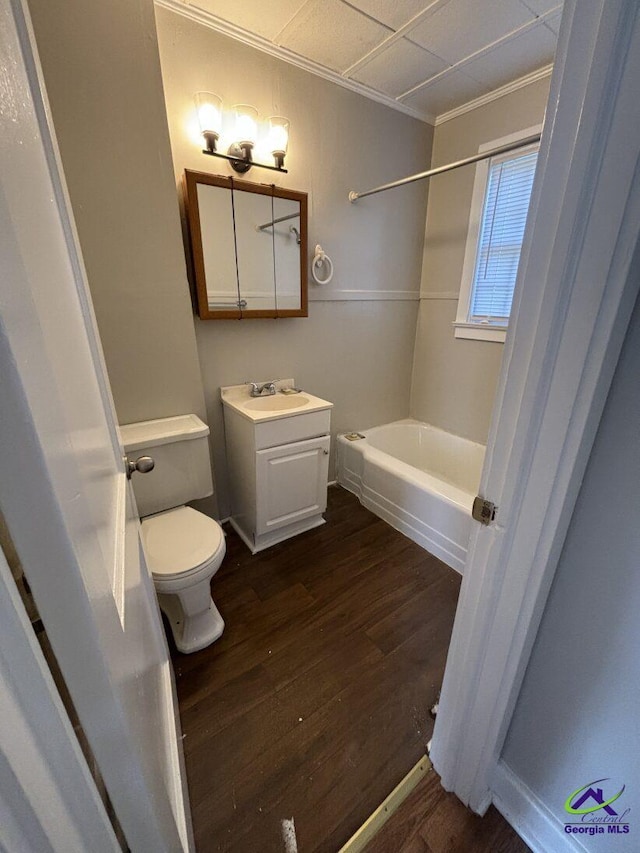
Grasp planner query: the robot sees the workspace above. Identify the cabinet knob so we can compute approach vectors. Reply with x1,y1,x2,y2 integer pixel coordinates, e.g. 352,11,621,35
323,449,329,455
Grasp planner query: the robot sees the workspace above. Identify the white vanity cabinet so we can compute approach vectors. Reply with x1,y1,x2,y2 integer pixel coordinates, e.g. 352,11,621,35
221,381,333,553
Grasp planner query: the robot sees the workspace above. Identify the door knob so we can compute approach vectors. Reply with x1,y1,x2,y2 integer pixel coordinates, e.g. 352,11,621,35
125,455,155,479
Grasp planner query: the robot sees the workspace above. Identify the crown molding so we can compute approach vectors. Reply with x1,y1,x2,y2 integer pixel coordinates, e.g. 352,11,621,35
154,0,436,125
434,64,554,126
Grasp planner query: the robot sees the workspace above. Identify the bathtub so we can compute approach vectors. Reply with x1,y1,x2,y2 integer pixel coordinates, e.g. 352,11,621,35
337,419,485,574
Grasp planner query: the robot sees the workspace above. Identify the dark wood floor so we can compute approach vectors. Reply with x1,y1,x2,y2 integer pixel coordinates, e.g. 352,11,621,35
364,769,530,853
170,487,476,851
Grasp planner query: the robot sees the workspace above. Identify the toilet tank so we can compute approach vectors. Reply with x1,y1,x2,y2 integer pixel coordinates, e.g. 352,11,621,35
119,414,213,517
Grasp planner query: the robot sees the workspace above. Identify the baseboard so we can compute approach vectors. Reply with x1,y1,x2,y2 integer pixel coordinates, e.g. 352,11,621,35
338,757,431,852
492,761,588,853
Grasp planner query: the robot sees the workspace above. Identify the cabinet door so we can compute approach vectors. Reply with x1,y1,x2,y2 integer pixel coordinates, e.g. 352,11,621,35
256,436,330,536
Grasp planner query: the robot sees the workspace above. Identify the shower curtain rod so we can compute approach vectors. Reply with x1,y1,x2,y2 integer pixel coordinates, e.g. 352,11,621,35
348,132,541,203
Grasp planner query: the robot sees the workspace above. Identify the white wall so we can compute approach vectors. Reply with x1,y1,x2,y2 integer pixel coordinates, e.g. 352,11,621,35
499,290,640,849
410,77,551,444
155,8,433,516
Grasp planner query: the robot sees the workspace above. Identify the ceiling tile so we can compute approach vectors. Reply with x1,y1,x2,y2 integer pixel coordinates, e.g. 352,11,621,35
276,0,391,72
544,10,563,35
410,0,534,64
402,71,489,117
519,0,563,15
193,0,306,42
346,0,434,31
353,38,449,97
463,22,556,89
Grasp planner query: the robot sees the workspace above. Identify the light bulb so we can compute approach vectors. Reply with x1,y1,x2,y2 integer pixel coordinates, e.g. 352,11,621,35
268,116,290,169
233,104,258,147
195,92,222,136
267,117,289,155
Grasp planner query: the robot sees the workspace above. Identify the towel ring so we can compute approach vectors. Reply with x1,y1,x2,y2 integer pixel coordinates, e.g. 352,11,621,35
312,244,334,285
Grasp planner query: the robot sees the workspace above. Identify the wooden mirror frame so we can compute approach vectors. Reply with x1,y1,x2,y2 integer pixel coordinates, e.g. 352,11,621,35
183,170,308,320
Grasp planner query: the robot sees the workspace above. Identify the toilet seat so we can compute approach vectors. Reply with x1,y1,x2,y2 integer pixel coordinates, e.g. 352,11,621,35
141,506,225,581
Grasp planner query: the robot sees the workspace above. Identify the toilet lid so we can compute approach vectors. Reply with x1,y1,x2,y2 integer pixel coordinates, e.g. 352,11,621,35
140,506,224,578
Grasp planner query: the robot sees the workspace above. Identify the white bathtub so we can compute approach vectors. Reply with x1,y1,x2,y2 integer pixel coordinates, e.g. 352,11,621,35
337,419,485,574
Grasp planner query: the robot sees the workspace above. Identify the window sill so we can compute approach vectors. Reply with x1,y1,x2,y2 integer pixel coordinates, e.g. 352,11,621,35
453,322,507,342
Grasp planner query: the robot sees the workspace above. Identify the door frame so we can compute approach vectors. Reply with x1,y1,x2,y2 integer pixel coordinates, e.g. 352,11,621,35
430,0,640,814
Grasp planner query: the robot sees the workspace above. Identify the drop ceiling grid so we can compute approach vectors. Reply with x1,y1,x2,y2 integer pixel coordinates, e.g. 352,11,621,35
352,38,449,97
345,0,440,31
461,20,558,90
519,0,560,13
273,0,560,114
341,0,457,78
407,0,534,65
275,0,394,73
403,71,490,116
191,0,307,42
165,0,562,122
395,5,560,101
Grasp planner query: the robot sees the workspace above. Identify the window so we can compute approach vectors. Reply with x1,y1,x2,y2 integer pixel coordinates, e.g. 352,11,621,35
455,128,540,342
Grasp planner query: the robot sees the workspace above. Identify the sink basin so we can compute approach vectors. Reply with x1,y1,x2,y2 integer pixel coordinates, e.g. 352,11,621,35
244,394,309,411
221,380,332,423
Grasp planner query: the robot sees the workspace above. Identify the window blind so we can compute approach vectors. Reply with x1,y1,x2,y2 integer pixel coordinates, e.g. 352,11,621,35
469,148,538,324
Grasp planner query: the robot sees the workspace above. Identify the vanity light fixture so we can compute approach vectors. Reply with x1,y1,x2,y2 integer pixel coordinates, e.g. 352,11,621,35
195,92,223,154
227,104,258,174
267,116,290,170
195,95,289,173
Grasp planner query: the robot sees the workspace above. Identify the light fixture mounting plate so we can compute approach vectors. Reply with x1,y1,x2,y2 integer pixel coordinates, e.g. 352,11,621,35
228,142,252,173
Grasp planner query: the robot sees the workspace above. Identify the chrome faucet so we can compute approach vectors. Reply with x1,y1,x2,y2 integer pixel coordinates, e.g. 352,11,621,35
248,381,276,397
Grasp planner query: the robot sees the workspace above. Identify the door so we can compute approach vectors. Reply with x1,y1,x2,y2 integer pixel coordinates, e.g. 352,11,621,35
0,2,191,850
256,436,330,534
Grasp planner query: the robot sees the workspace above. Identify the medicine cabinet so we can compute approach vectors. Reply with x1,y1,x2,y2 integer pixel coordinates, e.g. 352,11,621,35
183,170,308,319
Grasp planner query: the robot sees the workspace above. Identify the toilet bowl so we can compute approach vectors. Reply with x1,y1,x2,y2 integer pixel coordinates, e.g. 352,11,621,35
120,413,227,654
141,506,226,654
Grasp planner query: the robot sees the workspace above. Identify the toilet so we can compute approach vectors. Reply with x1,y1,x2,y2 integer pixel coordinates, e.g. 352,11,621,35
120,414,226,654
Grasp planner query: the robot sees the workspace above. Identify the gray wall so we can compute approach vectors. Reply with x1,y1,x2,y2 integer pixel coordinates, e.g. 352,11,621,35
155,8,433,516
27,0,207,430
500,292,640,848
410,78,551,444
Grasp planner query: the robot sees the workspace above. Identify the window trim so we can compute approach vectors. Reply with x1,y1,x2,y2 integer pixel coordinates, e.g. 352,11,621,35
454,125,542,343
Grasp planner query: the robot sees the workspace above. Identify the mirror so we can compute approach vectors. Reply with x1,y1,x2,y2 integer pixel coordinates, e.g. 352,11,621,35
184,170,308,319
